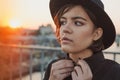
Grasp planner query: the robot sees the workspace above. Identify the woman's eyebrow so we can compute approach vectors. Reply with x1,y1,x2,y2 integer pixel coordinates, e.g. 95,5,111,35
72,16,87,21
60,17,66,20
60,16,87,21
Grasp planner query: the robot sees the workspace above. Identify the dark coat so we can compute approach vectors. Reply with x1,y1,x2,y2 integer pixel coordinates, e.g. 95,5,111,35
43,51,120,80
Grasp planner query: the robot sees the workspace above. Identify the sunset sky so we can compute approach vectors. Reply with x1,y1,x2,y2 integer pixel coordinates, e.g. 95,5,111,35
0,0,120,33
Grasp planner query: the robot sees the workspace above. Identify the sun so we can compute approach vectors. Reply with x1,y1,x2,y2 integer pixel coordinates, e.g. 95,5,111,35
9,20,22,28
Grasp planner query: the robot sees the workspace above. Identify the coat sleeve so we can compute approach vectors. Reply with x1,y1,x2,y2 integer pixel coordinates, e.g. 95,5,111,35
43,63,51,80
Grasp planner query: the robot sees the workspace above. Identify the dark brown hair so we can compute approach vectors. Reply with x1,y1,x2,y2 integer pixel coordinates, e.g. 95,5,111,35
54,4,104,52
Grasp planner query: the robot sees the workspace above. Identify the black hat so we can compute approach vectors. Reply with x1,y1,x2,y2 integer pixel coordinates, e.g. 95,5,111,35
49,0,116,49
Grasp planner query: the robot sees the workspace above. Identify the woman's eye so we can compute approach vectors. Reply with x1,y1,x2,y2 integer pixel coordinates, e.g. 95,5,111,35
60,21,66,25
75,21,84,26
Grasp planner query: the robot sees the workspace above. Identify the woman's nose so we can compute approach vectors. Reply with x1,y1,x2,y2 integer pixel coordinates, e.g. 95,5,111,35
62,23,72,34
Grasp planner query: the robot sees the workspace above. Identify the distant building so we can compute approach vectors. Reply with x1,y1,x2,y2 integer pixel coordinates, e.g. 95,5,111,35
36,24,60,47
39,24,54,35
2,24,60,47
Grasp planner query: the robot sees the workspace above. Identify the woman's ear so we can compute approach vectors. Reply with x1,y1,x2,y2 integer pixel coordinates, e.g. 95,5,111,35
93,28,103,40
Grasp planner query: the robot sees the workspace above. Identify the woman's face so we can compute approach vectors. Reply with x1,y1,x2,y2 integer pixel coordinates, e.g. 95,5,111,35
59,6,97,54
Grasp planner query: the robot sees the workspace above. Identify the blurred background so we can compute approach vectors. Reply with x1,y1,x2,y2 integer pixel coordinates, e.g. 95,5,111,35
0,0,120,80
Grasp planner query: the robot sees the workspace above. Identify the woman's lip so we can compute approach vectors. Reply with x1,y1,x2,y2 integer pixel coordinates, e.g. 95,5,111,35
61,37,73,42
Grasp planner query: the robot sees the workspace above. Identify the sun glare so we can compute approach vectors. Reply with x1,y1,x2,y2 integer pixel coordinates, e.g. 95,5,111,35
9,20,21,28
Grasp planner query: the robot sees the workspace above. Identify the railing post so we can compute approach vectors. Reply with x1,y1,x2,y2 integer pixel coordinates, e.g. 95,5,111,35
113,53,116,61
29,49,33,80
10,47,13,80
19,47,22,80
40,51,44,80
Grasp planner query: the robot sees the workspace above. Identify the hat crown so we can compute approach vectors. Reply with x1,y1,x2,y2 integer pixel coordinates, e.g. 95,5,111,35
91,0,104,9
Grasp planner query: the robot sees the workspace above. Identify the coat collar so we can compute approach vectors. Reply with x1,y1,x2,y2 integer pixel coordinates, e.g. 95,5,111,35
84,51,105,74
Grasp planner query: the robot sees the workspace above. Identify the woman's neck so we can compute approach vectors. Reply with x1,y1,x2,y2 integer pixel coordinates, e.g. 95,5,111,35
69,49,93,62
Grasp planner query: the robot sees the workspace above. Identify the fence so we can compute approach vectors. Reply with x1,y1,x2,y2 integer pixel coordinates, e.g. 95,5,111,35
0,44,120,80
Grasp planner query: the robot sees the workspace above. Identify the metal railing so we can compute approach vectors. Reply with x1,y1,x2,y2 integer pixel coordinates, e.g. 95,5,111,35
0,44,120,80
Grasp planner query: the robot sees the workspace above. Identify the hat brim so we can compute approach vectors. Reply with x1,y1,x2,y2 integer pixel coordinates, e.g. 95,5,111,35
49,0,116,49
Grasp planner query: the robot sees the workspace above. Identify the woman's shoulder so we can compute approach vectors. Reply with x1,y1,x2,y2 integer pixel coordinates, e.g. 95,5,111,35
104,59,120,72
104,59,120,66
94,59,120,80
103,59,120,80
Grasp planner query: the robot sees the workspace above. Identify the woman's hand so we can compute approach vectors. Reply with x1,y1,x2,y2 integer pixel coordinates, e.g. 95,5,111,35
49,59,74,80
72,60,93,80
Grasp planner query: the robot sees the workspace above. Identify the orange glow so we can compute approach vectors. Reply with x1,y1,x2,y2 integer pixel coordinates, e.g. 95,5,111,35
9,19,22,28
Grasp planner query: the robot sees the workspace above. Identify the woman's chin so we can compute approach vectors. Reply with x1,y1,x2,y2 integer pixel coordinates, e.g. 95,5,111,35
61,45,73,53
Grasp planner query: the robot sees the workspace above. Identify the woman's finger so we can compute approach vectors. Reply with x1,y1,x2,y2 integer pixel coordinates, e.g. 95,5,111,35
77,60,93,80
50,71,71,80
49,59,74,80
71,71,77,80
72,66,84,80
52,59,74,70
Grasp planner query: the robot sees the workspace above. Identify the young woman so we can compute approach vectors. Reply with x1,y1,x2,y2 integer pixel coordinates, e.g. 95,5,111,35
43,0,120,80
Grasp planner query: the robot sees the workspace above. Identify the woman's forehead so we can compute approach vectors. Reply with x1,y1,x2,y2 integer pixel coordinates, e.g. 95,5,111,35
61,6,90,20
